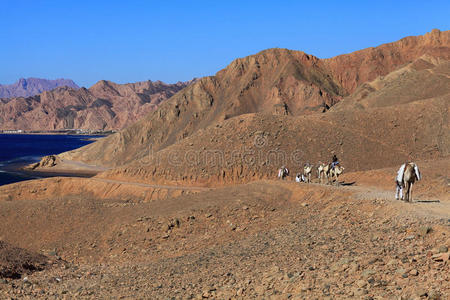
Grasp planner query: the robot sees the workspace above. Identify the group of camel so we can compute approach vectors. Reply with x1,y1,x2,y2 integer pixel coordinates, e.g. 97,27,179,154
279,162,345,185
279,161,421,202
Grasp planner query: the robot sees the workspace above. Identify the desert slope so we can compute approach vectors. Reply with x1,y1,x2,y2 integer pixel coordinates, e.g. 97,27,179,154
60,29,450,168
100,96,448,186
332,55,450,111
0,79,191,130
323,28,450,92
90,53,449,186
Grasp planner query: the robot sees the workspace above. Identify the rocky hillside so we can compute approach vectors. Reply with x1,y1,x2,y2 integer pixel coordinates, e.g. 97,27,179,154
0,78,79,98
0,160,448,298
0,80,192,130
60,30,449,169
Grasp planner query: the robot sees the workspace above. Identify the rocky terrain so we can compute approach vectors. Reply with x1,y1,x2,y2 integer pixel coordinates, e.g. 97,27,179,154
0,160,448,299
0,78,79,99
0,79,192,130
0,30,448,299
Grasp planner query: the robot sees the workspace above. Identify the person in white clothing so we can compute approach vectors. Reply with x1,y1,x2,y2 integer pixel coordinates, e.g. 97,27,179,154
395,163,406,200
278,166,289,180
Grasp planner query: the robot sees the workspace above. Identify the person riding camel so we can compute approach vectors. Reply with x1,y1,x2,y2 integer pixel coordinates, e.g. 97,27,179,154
331,154,339,169
395,163,406,200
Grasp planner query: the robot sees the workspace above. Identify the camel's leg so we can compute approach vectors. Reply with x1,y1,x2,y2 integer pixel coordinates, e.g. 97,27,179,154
409,183,413,202
404,182,410,202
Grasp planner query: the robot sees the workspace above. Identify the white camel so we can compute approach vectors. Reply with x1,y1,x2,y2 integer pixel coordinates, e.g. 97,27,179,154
329,165,345,185
317,162,330,184
303,163,313,183
396,162,421,202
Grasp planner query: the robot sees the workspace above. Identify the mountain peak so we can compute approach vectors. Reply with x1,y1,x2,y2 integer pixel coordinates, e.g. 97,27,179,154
0,78,79,98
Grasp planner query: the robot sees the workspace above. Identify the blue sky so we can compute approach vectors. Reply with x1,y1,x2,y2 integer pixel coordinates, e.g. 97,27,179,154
1,1,449,87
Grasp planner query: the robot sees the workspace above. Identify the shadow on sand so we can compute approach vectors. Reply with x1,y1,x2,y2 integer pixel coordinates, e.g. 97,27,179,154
415,200,441,203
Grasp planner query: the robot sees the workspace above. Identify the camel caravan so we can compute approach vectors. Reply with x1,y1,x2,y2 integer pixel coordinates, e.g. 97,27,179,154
278,154,345,186
277,155,422,202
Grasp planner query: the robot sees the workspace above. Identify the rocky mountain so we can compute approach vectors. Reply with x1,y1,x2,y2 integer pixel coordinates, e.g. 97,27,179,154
0,80,192,130
0,78,79,98
60,29,449,170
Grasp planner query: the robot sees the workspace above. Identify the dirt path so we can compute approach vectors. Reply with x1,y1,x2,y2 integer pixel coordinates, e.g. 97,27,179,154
340,183,450,220
94,175,449,219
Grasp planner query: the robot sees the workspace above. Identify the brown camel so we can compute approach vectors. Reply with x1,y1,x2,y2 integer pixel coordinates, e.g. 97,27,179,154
402,162,421,202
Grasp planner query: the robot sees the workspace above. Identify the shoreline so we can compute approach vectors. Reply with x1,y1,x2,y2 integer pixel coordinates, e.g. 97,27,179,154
20,168,99,179
3,161,100,179
0,162,99,187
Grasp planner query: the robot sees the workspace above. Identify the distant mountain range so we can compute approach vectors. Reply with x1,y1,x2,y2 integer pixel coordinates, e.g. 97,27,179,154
0,78,79,98
0,79,193,131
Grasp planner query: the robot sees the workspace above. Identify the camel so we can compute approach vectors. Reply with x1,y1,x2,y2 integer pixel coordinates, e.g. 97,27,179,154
397,162,421,202
303,164,313,183
329,165,345,185
317,163,330,184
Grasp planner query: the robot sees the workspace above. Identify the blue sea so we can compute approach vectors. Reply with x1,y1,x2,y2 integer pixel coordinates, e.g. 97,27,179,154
0,134,100,186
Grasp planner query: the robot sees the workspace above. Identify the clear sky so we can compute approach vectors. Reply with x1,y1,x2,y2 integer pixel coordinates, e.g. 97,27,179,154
1,0,449,88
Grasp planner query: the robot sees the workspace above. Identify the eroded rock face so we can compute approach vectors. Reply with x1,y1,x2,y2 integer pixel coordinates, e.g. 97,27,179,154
28,155,60,170
0,79,192,131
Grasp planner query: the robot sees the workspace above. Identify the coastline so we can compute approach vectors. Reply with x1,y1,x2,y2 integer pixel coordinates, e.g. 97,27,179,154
2,161,100,183
0,134,108,186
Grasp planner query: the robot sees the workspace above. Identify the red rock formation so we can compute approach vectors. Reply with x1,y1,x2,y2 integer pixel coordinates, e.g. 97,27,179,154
0,80,192,130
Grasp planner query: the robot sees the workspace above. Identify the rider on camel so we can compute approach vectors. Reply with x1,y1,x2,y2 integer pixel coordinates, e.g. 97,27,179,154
331,154,339,169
